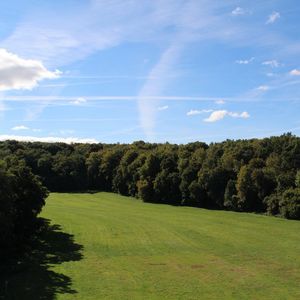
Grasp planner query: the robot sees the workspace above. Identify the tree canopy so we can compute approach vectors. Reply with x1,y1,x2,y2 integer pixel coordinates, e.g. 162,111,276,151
1,133,300,220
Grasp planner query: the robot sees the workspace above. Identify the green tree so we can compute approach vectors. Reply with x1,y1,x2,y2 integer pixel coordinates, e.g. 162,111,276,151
279,188,300,219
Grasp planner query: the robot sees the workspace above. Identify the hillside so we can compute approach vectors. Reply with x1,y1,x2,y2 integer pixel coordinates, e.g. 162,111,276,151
3,192,300,299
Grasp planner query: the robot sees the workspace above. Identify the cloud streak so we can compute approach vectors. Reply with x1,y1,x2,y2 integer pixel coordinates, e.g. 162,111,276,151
138,43,183,139
69,97,87,105
2,95,300,103
11,125,29,131
158,105,169,111
262,60,280,68
235,57,255,65
0,135,98,144
266,12,280,24
187,109,213,116
231,7,246,16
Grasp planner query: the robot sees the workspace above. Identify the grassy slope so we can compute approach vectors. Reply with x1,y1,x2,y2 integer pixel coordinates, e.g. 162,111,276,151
22,193,300,299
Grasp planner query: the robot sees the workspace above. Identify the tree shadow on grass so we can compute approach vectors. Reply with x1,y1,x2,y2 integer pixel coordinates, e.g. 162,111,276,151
0,218,83,300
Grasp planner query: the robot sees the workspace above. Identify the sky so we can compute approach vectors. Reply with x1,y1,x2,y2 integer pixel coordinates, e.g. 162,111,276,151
0,0,300,144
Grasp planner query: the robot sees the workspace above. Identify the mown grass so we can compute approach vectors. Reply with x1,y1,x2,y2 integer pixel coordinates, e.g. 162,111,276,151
5,192,300,299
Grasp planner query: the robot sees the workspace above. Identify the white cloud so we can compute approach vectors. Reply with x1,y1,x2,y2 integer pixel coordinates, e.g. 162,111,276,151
256,85,270,91
158,105,169,111
204,110,250,122
231,7,245,16
240,112,250,118
228,111,250,118
215,99,225,105
290,69,300,76
204,110,228,122
266,12,280,24
59,129,75,135
69,97,87,105
262,60,280,68
0,135,98,144
187,109,213,116
235,57,254,64
0,48,60,91
11,125,43,132
11,125,29,131
266,72,276,77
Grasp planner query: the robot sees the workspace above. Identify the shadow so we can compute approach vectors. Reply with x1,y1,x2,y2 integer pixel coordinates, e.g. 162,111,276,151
0,218,83,300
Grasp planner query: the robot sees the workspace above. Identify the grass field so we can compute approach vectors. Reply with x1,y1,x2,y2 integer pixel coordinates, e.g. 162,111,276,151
4,192,300,299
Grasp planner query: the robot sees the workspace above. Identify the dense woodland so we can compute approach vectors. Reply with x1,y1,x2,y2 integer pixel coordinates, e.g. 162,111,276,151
0,133,300,251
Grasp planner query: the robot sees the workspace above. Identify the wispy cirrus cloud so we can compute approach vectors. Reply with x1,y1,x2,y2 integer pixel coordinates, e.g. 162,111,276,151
0,135,98,144
256,85,270,91
138,42,183,139
262,60,281,68
69,97,87,105
266,12,280,24
11,125,29,131
158,105,169,111
215,99,225,105
0,95,230,102
231,7,246,16
235,57,255,64
1,1,197,67
136,1,243,139
11,125,42,132
187,109,213,116
59,129,75,135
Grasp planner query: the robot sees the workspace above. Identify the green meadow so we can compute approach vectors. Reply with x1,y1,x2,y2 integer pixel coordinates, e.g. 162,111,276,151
5,192,300,299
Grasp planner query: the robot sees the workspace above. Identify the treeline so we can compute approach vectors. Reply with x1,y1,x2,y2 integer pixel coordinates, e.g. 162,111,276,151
0,133,300,220
0,158,48,255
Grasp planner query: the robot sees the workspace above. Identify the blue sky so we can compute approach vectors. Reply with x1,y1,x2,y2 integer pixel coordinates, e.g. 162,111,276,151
1,0,300,144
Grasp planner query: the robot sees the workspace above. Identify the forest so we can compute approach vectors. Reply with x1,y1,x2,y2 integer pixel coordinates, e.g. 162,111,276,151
1,133,300,253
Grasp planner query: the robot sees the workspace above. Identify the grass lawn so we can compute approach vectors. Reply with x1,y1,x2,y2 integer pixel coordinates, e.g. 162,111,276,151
3,192,300,299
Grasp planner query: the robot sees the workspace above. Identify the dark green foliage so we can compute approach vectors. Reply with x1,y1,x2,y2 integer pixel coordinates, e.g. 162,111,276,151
295,170,300,188
264,193,281,216
188,181,205,207
224,179,238,210
279,188,300,219
198,166,231,209
236,159,276,212
153,171,181,205
137,179,154,202
0,159,48,254
1,133,300,219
